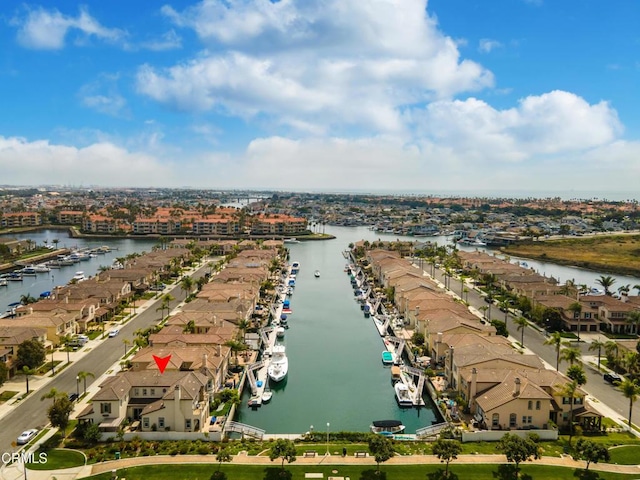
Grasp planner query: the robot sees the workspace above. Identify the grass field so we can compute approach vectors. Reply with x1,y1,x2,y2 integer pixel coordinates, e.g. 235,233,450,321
501,235,640,276
608,445,640,465
27,448,85,470
82,463,640,480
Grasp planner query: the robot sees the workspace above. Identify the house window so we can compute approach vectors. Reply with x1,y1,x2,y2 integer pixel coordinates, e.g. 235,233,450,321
575,396,584,404
100,403,111,414
528,400,533,410
150,389,155,395
163,388,167,393
585,313,592,319
522,416,532,424
185,419,192,430
492,413,499,428
509,413,517,428
536,401,541,410
143,417,149,429
562,397,570,404
134,389,139,396
143,389,147,396
158,417,165,428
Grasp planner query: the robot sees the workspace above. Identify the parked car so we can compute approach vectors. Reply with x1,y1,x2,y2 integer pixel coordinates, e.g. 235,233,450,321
17,429,38,445
68,393,79,402
604,372,622,385
108,329,120,338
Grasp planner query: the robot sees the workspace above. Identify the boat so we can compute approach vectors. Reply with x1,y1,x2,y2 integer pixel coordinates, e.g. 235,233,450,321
394,382,413,406
314,270,320,278
262,386,273,403
370,420,405,435
0,279,7,287
46,261,62,269
276,326,285,338
291,261,300,270
20,267,37,276
390,366,401,382
283,238,300,244
72,271,86,282
33,264,51,273
364,304,371,317
267,345,289,382
7,273,23,281
381,351,394,365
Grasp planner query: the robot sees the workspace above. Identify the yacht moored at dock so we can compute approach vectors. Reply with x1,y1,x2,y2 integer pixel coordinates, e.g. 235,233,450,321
370,420,405,435
268,345,289,382
72,271,86,282
394,382,412,406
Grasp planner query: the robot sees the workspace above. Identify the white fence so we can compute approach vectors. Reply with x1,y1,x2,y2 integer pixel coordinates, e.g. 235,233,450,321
461,429,558,443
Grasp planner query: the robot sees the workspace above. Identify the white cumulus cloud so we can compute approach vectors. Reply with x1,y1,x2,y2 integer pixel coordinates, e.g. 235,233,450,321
478,39,502,53
14,5,126,50
139,0,493,133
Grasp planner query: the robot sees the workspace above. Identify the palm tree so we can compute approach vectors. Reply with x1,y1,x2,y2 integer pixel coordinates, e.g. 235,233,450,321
596,275,616,296
156,293,175,320
634,284,640,295
22,365,36,394
122,338,131,356
224,340,247,365
619,378,640,427
515,317,528,347
568,302,583,343
561,380,579,444
182,320,196,334
544,332,566,371
180,276,194,300
561,346,582,366
77,371,95,396
626,310,640,336
618,284,631,297
40,387,64,404
604,340,620,370
589,339,607,371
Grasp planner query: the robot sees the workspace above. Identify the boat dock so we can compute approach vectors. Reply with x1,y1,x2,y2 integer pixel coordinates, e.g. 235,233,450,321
245,264,293,407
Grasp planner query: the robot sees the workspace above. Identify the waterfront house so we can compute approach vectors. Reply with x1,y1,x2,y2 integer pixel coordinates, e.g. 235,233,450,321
78,370,210,433
0,312,76,346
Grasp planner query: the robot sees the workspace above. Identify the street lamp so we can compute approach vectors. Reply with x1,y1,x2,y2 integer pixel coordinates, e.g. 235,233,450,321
76,375,80,398
326,422,330,456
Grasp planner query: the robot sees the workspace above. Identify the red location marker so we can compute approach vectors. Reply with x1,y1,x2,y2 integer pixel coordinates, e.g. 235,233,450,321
153,354,171,373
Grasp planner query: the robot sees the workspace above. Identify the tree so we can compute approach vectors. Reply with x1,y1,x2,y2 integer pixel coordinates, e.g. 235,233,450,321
568,302,583,342
626,310,640,336
268,438,296,471
619,378,640,427
156,293,175,320
0,361,8,387
496,433,540,478
544,332,566,371
224,340,247,365
573,439,610,470
17,339,46,369
180,275,194,300
21,365,36,394
561,380,579,444
560,346,582,366
77,370,95,396
514,317,528,347
566,365,587,387
368,434,395,474
490,319,508,337
82,423,102,445
596,275,616,295
432,438,462,478
41,387,64,405
48,395,74,436
589,339,607,371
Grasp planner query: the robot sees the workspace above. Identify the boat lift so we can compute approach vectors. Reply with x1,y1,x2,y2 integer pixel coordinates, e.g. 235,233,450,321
259,326,274,347
386,335,406,359
401,365,426,406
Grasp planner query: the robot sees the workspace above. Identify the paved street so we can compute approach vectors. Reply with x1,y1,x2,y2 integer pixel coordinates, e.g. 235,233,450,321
0,261,210,453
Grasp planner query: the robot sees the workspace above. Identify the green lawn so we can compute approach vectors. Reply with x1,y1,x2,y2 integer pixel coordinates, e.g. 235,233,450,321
608,445,640,465
27,448,85,470
0,391,18,403
82,463,640,480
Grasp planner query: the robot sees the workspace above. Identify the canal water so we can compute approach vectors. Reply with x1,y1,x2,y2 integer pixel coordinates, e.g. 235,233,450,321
3,226,639,435
0,229,156,312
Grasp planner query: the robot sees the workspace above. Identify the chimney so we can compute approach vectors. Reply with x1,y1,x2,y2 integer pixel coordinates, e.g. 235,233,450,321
174,384,181,401
470,368,478,411
216,344,221,356
201,354,208,374
513,377,521,397
437,332,443,344
448,346,455,387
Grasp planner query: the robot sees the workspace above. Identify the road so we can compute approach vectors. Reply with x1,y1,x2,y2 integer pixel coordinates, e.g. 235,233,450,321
424,263,633,425
0,262,209,452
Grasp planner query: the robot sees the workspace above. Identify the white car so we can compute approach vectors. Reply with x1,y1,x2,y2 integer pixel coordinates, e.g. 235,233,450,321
108,329,119,338
17,429,38,445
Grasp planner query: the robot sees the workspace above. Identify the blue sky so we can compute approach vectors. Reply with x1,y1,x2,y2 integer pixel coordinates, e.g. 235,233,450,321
1,0,639,196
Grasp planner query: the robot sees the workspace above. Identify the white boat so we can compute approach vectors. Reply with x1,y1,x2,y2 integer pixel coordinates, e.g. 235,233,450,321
370,420,405,435
291,261,300,270
394,382,412,406
283,238,300,244
34,264,51,273
276,326,285,338
268,345,289,382
314,270,320,278
262,387,273,403
21,267,37,276
72,271,86,282
0,279,7,287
